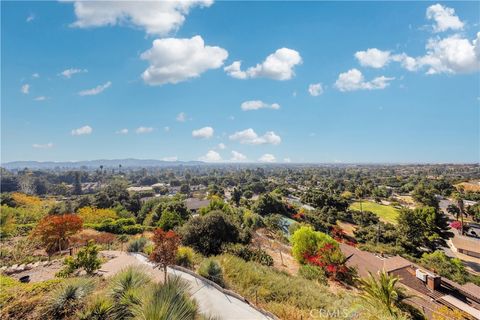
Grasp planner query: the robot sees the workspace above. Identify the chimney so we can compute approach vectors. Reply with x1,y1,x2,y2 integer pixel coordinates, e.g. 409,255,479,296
427,274,441,291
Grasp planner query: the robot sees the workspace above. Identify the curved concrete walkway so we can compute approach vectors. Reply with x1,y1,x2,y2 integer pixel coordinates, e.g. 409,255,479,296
100,251,273,320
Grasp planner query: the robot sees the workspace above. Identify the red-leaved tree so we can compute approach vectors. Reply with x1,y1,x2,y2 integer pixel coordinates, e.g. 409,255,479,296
33,214,83,256
304,243,352,282
150,228,180,282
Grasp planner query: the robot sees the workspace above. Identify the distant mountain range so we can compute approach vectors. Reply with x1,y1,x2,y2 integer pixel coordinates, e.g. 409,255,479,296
1,159,204,170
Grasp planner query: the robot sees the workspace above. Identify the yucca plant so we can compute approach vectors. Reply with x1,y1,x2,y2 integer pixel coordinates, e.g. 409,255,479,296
45,278,95,319
357,271,411,316
109,266,152,320
198,259,224,286
136,275,198,320
78,296,113,320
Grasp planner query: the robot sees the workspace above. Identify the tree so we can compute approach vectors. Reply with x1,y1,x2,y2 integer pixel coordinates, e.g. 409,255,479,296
358,271,410,317
158,211,183,231
397,207,452,255
253,192,287,216
232,188,242,205
291,226,337,263
150,228,180,282
33,214,83,255
77,206,118,224
412,183,439,209
180,211,241,255
420,251,469,284
446,204,460,219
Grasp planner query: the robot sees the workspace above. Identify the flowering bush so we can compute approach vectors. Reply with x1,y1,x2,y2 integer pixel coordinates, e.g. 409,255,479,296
450,220,462,230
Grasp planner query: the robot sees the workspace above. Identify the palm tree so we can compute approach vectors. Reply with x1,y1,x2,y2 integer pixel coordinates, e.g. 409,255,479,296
357,271,411,317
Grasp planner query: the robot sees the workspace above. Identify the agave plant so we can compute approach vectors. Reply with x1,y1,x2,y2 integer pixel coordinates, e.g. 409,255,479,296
357,271,411,316
78,296,113,320
109,266,152,320
136,275,198,320
45,278,95,319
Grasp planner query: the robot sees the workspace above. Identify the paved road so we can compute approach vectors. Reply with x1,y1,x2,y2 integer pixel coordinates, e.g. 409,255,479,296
100,251,273,320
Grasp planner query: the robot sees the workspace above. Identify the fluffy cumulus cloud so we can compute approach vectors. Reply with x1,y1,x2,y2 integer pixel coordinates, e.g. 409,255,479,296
136,127,154,134
141,36,228,86
60,68,87,78
71,125,92,136
78,81,111,96
218,143,226,150
240,100,280,111
258,154,276,163
308,83,323,96
68,0,213,35
335,69,394,92
21,84,30,94
32,142,54,149
225,48,302,80
116,128,129,134
229,128,281,145
231,150,247,162
192,126,214,139
426,3,464,33
199,150,222,162
355,48,392,68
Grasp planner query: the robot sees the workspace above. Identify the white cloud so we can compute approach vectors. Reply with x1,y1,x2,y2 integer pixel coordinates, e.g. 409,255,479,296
229,128,281,145
32,142,53,149
231,151,247,162
176,112,187,122
141,36,228,86
60,68,87,78
26,14,35,22
78,81,111,96
283,158,291,163
223,61,247,79
218,143,226,150
32,73,40,78
240,100,280,111
334,69,394,92
355,48,392,68
225,48,302,80
71,125,92,136
116,128,129,134
415,33,480,74
199,150,222,162
162,156,178,161
192,126,214,139
34,96,48,101
21,84,30,94
308,83,323,96
68,0,213,35
136,126,154,134
426,3,464,33
258,154,276,163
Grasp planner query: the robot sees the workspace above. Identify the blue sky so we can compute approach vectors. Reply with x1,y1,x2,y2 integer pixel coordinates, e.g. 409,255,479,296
1,1,479,163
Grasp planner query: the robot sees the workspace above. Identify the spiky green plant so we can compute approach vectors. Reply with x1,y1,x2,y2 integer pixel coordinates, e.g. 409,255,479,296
198,258,224,286
46,278,94,319
109,266,152,320
78,296,113,320
357,271,411,316
136,275,198,320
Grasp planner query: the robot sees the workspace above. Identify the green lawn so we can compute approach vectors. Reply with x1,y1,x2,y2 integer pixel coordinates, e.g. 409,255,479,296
349,201,399,224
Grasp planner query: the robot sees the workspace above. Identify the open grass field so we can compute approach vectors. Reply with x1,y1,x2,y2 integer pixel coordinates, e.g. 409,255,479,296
349,201,400,224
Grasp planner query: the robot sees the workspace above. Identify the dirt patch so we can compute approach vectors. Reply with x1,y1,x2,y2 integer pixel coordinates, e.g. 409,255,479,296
11,260,63,283
251,229,299,275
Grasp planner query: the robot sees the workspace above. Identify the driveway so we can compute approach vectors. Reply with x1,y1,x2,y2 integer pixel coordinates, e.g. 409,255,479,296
100,251,273,320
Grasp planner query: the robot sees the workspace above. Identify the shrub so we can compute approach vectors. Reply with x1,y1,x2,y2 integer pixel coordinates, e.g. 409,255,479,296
78,296,113,320
198,259,224,286
127,237,148,253
77,207,118,224
46,278,94,319
157,210,183,231
57,240,102,277
176,246,195,269
91,218,145,234
180,212,242,256
222,243,273,266
298,265,327,284
291,226,337,264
